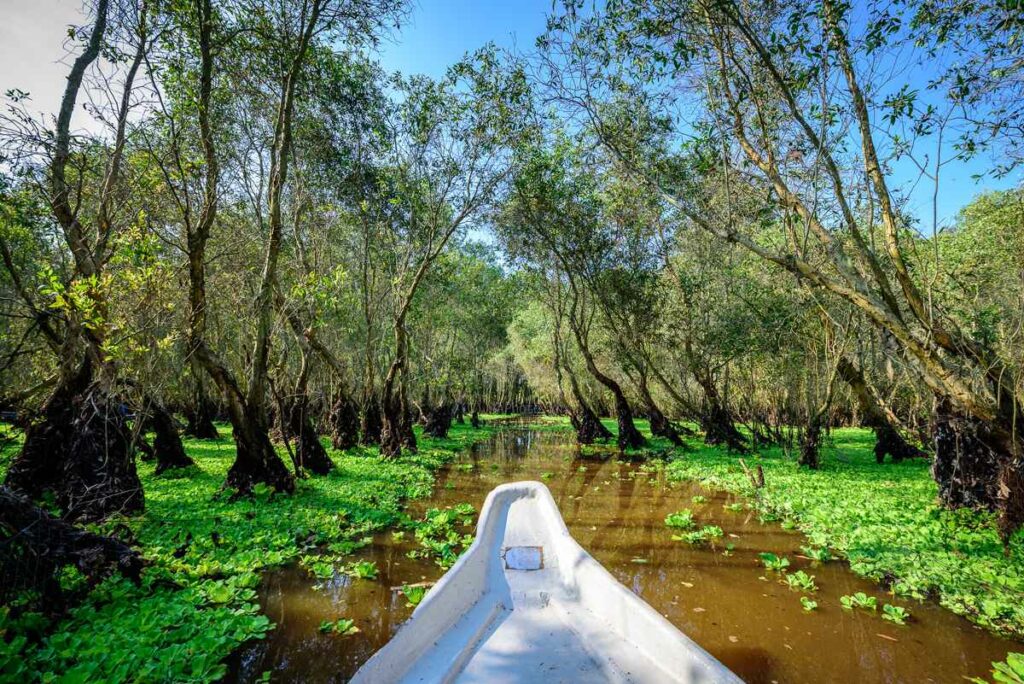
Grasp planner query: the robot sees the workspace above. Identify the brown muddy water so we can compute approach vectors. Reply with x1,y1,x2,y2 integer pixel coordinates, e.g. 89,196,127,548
228,427,1019,683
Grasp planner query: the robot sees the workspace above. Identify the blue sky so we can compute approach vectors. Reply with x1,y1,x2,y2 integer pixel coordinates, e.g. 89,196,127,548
377,0,552,80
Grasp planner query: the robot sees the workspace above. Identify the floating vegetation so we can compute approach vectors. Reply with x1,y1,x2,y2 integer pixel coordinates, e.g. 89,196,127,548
664,510,696,529
319,618,360,636
841,592,878,611
759,552,791,572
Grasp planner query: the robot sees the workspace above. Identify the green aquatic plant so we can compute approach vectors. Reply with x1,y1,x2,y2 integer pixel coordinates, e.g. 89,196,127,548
784,570,818,593
840,592,877,611
691,495,708,504
800,597,818,612
758,552,790,572
800,545,832,563
319,618,360,636
346,561,378,580
665,427,1024,638
723,502,745,512
672,525,723,544
401,584,428,608
970,652,1024,684
664,510,695,529
882,604,911,625
409,504,476,569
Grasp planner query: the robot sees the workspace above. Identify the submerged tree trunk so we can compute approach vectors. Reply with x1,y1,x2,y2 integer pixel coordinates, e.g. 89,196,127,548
149,400,194,475
564,365,613,444
637,373,683,446
470,410,481,429
222,398,295,496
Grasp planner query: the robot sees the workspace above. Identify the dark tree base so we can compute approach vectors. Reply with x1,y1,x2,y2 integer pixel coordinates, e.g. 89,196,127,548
702,405,748,453
151,403,194,475
225,412,295,496
360,398,383,446
874,424,925,464
614,397,646,451
329,394,360,451
799,421,821,469
184,403,220,440
571,405,612,444
285,399,334,476
0,486,144,610
7,372,145,522
470,411,482,429
648,408,684,446
423,404,453,439
932,401,1001,510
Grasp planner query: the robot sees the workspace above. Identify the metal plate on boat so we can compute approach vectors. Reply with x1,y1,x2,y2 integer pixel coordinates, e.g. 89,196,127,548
503,546,543,570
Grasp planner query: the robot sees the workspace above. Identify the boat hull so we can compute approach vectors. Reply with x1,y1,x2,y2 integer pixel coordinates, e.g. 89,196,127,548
351,481,743,683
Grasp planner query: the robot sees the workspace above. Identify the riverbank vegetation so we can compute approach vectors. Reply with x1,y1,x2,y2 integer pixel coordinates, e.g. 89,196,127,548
1,420,496,680
2,0,1024,680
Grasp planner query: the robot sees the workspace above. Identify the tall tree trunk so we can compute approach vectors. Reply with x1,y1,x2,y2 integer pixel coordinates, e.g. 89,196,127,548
564,364,613,444
565,296,645,450
184,0,293,496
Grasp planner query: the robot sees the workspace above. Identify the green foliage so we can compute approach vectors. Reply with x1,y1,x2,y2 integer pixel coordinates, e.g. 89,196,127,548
690,495,708,504
759,552,790,572
6,421,493,682
672,525,723,545
666,429,1024,637
800,545,832,563
800,597,818,612
784,570,818,593
882,604,911,625
319,618,360,636
345,561,378,580
401,584,428,608
408,503,476,569
971,653,1024,684
664,509,695,529
841,592,878,611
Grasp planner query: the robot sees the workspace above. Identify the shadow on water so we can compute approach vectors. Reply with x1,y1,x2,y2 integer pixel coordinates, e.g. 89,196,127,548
227,427,1020,683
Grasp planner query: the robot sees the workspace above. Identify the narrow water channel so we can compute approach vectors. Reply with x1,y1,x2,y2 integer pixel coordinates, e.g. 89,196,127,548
229,427,1018,683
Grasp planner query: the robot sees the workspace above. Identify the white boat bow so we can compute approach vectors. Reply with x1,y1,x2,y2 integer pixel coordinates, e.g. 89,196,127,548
351,480,743,683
